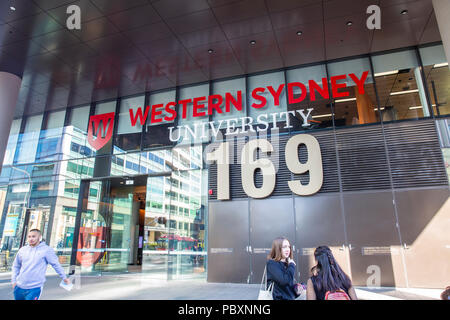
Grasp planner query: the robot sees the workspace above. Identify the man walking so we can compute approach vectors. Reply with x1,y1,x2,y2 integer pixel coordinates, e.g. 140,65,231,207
11,229,71,300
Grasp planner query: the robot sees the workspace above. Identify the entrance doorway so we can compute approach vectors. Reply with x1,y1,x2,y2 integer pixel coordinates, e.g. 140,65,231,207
72,170,207,280
73,175,149,275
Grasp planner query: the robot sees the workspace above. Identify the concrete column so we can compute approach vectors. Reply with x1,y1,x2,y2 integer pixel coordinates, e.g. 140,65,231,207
0,72,22,172
433,0,450,69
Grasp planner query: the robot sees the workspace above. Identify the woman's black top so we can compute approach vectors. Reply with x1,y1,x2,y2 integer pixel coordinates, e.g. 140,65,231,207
266,259,299,300
310,275,351,300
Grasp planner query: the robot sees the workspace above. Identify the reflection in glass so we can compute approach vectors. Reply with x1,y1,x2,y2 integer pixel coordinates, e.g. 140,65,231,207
373,50,430,121
328,58,379,127
142,90,176,149
177,84,210,145
64,105,91,161
36,110,66,163
114,95,144,154
14,115,43,165
287,64,333,131
3,119,22,167
420,45,450,116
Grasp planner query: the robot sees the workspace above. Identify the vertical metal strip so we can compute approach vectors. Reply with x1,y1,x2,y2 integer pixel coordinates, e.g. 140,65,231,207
325,61,351,278
369,57,410,287
69,179,88,272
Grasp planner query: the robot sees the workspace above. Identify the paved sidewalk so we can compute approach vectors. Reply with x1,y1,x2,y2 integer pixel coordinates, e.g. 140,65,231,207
0,272,443,300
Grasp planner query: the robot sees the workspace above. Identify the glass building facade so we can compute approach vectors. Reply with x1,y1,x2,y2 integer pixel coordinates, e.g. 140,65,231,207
0,42,449,287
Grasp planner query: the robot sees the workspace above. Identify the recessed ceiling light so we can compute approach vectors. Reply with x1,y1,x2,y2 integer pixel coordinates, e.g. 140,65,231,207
208,49,213,54
250,40,256,45
296,31,302,36
10,6,16,11
346,21,353,26
401,10,408,15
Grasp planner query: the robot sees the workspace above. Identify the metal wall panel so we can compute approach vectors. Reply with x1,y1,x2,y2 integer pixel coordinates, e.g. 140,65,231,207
249,197,295,284
207,200,250,283
295,194,348,283
343,191,401,287
395,187,450,288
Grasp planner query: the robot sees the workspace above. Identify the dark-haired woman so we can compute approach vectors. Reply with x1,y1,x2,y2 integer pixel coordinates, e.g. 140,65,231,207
266,237,302,300
306,246,358,300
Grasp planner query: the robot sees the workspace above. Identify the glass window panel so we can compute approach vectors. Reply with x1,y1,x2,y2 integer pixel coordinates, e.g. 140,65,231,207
68,105,89,131
117,95,145,134
142,90,176,149
15,115,43,164
95,100,116,115
327,58,379,127
420,45,450,116
212,77,247,124
286,64,334,130
3,119,22,166
36,110,66,162
373,49,430,121
45,110,65,130
248,71,287,125
177,84,210,145
114,95,144,154
65,105,91,160
147,90,176,127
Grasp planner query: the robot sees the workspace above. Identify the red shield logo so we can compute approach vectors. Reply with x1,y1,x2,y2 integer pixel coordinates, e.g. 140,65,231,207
87,112,115,150
76,227,107,267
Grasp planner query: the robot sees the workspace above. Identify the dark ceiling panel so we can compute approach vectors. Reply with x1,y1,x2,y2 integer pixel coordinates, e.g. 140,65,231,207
380,0,433,24
31,29,82,51
270,2,323,30
323,0,374,20
221,15,273,39
85,33,133,54
266,0,319,13
152,0,211,19
8,12,63,38
32,0,77,11
148,49,204,82
325,32,373,60
50,42,98,67
274,22,323,45
122,22,173,45
178,26,227,48
207,0,243,8
186,41,236,64
371,15,430,52
212,0,268,25
419,12,441,44
0,39,49,58
228,30,278,56
107,4,161,31
137,36,184,59
379,0,430,7
90,0,149,15
324,13,367,38
70,17,120,42
166,9,219,35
